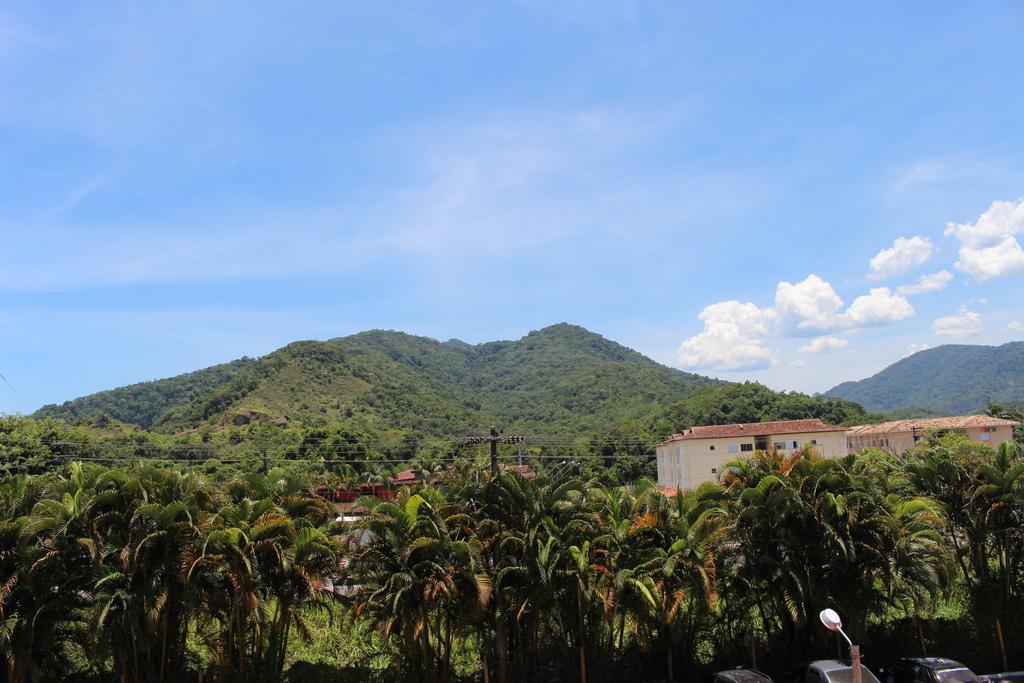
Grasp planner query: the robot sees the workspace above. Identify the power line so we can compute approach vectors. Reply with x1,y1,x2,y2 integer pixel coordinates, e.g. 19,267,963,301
0,372,21,400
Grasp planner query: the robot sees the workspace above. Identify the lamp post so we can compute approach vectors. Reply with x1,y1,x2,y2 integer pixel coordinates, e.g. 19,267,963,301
819,608,862,683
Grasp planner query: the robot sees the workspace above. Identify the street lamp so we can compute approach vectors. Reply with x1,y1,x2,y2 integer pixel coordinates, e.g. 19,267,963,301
819,608,862,683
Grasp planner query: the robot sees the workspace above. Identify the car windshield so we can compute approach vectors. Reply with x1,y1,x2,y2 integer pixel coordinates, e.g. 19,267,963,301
730,674,770,683
717,674,770,683
936,669,975,683
823,666,880,683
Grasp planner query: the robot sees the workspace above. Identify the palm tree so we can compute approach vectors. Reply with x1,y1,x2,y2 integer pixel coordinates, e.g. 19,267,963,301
350,487,490,682
0,474,43,681
626,489,725,681
13,462,98,682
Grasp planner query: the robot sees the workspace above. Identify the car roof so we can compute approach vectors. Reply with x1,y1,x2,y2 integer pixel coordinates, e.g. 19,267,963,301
899,658,966,670
811,661,854,673
715,669,772,682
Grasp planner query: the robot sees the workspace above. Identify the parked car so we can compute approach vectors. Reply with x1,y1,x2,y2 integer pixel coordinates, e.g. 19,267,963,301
710,668,773,682
972,674,1024,682
784,660,882,683
877,657,976,683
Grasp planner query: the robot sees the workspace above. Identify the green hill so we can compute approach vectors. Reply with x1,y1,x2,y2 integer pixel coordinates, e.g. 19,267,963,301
32,358,257,428
33,324,723,434
825,341,1024,414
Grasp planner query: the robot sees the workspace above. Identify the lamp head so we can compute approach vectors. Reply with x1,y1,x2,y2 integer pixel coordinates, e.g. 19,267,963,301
819,608,842,632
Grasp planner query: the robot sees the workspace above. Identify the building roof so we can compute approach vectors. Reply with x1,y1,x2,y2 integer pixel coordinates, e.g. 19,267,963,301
660,419,847,444
498,463,537,478
389,469,423,483
847,415,1019,436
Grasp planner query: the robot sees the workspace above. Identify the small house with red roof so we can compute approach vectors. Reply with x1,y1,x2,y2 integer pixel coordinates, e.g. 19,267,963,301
389,468,427,486
498,463,537,479
656,419,849,491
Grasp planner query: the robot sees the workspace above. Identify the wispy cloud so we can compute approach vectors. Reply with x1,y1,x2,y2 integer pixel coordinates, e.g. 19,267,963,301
888,157,1024,197
48,176,110,216
2,102,769,293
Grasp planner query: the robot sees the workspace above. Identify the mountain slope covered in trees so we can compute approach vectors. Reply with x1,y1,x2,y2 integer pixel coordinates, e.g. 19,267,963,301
825,341,1024,413
33,325,718,434
34,324,874,437
32,358,257,428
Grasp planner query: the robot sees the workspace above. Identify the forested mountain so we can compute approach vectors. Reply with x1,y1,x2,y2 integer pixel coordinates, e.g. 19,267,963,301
825,341,1024,414
33,324,874,438
32,324,717,434
32,358,257,427
29,323,872,436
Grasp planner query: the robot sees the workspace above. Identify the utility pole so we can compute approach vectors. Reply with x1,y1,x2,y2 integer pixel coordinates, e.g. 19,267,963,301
489,426,499,478
464,427,524,478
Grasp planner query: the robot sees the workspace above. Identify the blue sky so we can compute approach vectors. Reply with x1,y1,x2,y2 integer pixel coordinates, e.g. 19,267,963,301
2,1,1024,414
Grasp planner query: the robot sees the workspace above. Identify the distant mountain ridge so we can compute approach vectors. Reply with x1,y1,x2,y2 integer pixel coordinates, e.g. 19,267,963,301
825,341,1024,414
33,323,722,434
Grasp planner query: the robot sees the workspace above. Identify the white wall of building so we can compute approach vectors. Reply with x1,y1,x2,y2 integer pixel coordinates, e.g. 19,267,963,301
656,430,848,491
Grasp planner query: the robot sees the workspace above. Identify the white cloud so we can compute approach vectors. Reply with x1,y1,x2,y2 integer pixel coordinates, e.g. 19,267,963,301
841,287,915,327
789,360,806,368
676,301,775,371
944,199,1024,281
905,343,930,357
677,274,916,370
949,236,1024,282
798,336,848,353
896,270,953,295
932,307,983,338
868,236,936,279
1009,321,1023,332
773,274,843,333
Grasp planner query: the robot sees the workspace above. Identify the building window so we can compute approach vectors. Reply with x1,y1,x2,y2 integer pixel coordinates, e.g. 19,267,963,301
711,467,717,474
984,427,998,433
773,441,786,450
791,441,799,449
728,444,738,453
709,445,715,451
740,443,754,452
980,433,992,441
809,440,817,445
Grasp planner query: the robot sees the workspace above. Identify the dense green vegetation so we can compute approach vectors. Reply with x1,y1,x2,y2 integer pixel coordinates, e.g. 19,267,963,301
651,381,874,434
7,378,873,486
29,326,875,459
1,435,1022,681
827,341,1024,414
33,358,257,428
33,325,723,433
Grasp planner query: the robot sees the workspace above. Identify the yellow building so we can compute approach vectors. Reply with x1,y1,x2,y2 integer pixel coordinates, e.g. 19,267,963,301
656,419,849,492
846,415,1019,455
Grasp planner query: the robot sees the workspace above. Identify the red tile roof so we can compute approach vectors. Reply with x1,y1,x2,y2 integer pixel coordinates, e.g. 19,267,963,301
499,463,537,478
390,469,423,483
660,419,847,444
847,415,1019,436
